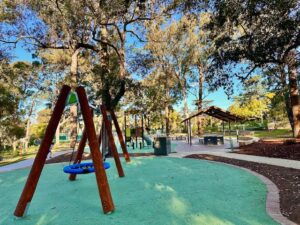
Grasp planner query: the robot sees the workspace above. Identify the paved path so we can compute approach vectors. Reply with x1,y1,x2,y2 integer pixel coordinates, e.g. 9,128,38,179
0,150,72,173
169,139,300,170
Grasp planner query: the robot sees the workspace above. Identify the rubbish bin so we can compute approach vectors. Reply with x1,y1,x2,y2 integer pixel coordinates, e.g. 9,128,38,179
153,137,171,156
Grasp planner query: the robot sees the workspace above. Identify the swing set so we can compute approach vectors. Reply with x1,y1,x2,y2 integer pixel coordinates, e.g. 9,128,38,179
14,85,130,218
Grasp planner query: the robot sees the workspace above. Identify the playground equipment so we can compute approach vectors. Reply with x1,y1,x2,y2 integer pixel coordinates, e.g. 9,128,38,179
63,162,110,174
14,85,130,218
124,111,153,149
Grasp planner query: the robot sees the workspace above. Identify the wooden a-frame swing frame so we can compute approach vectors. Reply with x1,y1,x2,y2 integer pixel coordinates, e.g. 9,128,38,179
14,85,130,217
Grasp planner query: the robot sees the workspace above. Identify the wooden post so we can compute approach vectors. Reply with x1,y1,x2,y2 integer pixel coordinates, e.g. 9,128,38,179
110,110,130,162
76,86,114,214
124,112,127,143
135,115,138,148
14,85,71,217
186,121,189,144
189,119,192,146
229,120,233,151
101,105,125,177
69,129,87,181
141,114,144,148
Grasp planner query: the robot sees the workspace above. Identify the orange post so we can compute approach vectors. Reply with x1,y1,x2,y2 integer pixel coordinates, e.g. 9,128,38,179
76,86,114,213
110,110,130,162
14,85,71,217
101,105,125,177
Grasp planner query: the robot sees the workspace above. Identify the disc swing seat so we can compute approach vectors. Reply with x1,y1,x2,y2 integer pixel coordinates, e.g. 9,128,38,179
63,162,110,174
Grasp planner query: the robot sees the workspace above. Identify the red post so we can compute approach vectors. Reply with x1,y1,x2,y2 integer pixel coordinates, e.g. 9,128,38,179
14,85,71,217
76,86,114,214
101,105,125,177
110,110,130,162
69,129,87,181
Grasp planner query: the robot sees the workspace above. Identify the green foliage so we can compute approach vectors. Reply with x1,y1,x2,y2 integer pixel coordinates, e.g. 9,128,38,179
169,110,184,133
229,76,273,118
0,60,33,148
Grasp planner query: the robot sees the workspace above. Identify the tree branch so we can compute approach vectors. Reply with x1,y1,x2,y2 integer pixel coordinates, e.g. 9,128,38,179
126,30,148,42
92,33,121,59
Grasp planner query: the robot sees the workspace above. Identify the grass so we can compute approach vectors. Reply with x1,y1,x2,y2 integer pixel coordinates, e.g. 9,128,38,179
0,142,72,167
254,129,293,138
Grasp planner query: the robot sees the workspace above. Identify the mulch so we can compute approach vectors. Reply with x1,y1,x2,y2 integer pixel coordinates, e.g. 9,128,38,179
185,154,300,224
235,140,300,160
46,151,154,164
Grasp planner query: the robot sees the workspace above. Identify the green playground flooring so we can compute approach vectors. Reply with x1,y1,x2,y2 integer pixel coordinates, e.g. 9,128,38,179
0,157,277,225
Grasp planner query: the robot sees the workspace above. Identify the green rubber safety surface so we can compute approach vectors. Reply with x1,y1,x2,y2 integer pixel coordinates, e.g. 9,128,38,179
0,157,278,225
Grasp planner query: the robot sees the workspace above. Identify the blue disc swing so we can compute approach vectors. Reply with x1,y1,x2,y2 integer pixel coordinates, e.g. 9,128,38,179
63,162,110,174
62,92,110,175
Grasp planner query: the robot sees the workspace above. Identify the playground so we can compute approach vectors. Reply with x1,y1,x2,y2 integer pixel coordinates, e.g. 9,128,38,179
0,86,298,225
1,1,300,225
0,157,278,225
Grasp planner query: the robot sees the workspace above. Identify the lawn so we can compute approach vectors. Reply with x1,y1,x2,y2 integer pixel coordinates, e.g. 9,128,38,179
254,129,293,138
0,143,71,167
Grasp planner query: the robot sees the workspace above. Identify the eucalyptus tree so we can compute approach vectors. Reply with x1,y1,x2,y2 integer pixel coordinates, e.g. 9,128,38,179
203,0,300,136
175,13,213,135
81,0,176,109
0,0,101,148
0,60,35,151
141,12,213,135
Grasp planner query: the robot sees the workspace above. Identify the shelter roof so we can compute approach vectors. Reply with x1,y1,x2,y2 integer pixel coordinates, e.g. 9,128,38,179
182,106,245,122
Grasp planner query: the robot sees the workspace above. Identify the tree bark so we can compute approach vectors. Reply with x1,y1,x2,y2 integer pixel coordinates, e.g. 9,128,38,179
165,104,170,136
99,25,113,156
111,32,126,108
99,25,111,108
182,82,189,118
69,49,80,148
23,100,35,154
285,50,300,138
197,64,205,136
279,65,294,131
55,122,60,145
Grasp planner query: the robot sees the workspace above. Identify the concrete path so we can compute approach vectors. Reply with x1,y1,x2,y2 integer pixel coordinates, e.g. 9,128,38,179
0,150,72,173
170,139,300,170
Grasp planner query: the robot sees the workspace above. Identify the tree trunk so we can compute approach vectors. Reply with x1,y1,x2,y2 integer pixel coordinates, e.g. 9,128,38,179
23,100,35,154
119,38,126,79
286,50,300,138
165,104,170,136
99,25,111,108
99,25,113,155
55,122,60,145
182,86,189,118
279,65,294,131
69,49,80,148
111,33,126,108
197,64,205,136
